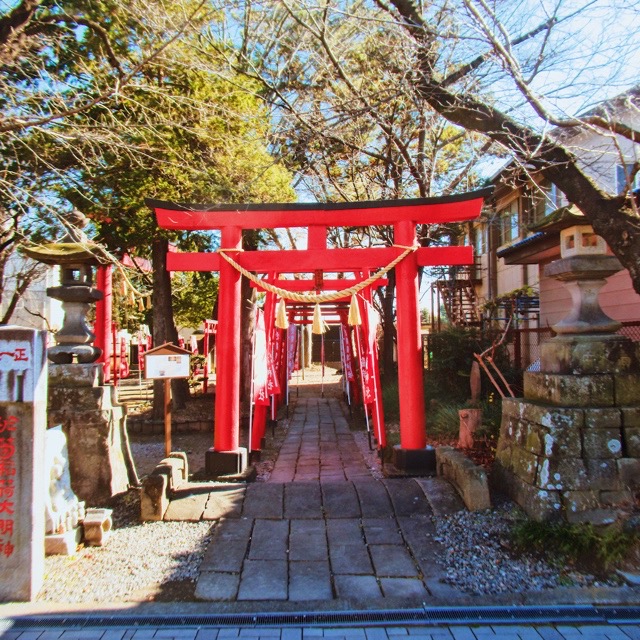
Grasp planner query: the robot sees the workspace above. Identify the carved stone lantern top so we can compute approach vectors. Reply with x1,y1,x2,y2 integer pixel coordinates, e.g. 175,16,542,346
560,224,607,259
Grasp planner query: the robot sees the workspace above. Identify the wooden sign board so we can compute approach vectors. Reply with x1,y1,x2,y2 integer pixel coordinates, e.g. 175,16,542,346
144,343,191,379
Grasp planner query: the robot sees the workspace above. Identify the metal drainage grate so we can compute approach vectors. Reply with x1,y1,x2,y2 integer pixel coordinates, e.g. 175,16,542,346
3,606,640,630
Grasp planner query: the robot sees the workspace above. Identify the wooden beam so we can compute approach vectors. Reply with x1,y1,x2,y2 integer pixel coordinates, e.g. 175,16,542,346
249,278,388,291
167,246,473,273
149,189,491,231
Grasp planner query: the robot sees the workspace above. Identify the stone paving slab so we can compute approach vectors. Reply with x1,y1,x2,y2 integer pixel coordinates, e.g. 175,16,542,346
396,517,443,581
329,543,373,575
237,560,288,600
269,469,295,482
333,574,382,600
202,486,246,520
414,477,465,517
379,577,430,598
369,544,420,577
243,483,284,518
285,482,323,518
194,571,240,601
164,491,209,521
249,519,290,560
289,519,328,561
201,518,253,573
289,560,333,600
353,480,395,517
362,518,404,545
322,482,361,518
383,479,433,518
326,518,362,544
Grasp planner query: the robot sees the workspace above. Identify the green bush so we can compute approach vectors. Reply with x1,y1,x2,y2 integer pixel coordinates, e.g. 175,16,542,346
428,402,462,439
511,519,638,574
425,326,514,403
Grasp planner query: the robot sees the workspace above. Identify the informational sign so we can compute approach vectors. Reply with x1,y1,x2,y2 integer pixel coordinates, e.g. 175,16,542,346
143,343,192,457
145,353,190,380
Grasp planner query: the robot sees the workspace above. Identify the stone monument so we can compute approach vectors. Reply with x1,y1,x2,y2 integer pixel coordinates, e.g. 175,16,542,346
494,225,640,525
0,326,47,601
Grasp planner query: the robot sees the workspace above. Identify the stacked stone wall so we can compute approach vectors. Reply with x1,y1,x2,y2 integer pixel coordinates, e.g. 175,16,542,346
494,397,640,524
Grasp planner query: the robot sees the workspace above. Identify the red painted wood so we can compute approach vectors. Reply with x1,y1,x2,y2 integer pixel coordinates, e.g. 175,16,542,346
167,246,473,272
250,278,388,291
308,226,327,250
151,191,488,230
94,265,113,383
395,220,426,449
214,226,242,452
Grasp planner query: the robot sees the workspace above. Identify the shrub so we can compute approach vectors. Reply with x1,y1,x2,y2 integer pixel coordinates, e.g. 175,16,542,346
425,326,514,404
511,519,638,574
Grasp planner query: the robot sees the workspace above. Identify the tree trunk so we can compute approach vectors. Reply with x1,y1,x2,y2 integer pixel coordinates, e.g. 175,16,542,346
151,235,189,420
240,274,256,417
240,231,259,417
380,272,397,378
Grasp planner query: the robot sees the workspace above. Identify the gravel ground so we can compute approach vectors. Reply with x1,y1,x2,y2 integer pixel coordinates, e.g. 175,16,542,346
39,517,213,603
434,501,623,595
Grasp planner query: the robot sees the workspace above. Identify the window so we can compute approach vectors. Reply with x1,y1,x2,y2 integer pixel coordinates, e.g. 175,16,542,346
616,163,640,194
473,225,485,255
531,182,562,223
499,200,520,246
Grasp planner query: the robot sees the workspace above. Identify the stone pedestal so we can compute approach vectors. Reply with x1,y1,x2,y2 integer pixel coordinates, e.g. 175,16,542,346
47,363,137,505
391,445,436,475
205,447,248,478
494,252,640,525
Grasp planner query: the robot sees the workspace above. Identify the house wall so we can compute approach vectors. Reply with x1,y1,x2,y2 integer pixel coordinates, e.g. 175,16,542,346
0,254,63,332
564,103,640,193
496,260,539,297
539,262,640,328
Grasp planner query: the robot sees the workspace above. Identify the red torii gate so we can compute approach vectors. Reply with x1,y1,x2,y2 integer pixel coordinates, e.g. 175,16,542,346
148,188,490,475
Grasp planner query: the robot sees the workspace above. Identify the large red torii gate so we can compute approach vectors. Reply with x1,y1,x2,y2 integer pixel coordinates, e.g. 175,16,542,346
148,188,490,476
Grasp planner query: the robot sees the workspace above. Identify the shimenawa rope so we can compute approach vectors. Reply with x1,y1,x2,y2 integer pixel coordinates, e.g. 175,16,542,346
217,244,418,304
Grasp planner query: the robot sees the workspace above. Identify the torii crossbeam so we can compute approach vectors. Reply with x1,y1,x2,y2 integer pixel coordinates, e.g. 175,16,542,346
148,188,491,476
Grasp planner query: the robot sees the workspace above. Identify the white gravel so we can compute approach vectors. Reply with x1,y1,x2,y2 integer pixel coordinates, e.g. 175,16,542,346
38,518,213,603
434,501,621,595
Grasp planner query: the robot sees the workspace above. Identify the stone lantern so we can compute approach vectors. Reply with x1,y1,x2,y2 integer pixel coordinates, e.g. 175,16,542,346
543,224,622,340
24,215,137,504
494,224,640,525
24,215,103,364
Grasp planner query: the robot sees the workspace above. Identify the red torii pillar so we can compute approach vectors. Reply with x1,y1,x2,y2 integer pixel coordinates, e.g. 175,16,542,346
395,220,424,449
148,189,491,476
210,226,245,473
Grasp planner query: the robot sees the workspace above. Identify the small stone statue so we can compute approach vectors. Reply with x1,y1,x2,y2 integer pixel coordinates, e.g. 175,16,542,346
458,361,482,449
44,425,84,535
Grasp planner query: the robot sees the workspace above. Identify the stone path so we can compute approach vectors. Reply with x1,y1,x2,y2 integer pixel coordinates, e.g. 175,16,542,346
182,370,460,604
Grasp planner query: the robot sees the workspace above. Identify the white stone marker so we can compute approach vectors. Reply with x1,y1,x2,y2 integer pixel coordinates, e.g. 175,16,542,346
0,326,47,601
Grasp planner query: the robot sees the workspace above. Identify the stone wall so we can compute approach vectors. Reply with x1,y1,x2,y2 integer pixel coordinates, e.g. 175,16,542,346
494,397,640,524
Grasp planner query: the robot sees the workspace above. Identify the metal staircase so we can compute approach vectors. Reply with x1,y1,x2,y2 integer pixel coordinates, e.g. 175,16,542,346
435,267,482,327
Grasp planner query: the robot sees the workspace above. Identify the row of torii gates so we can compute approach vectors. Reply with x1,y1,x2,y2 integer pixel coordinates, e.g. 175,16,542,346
148,188,491,476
